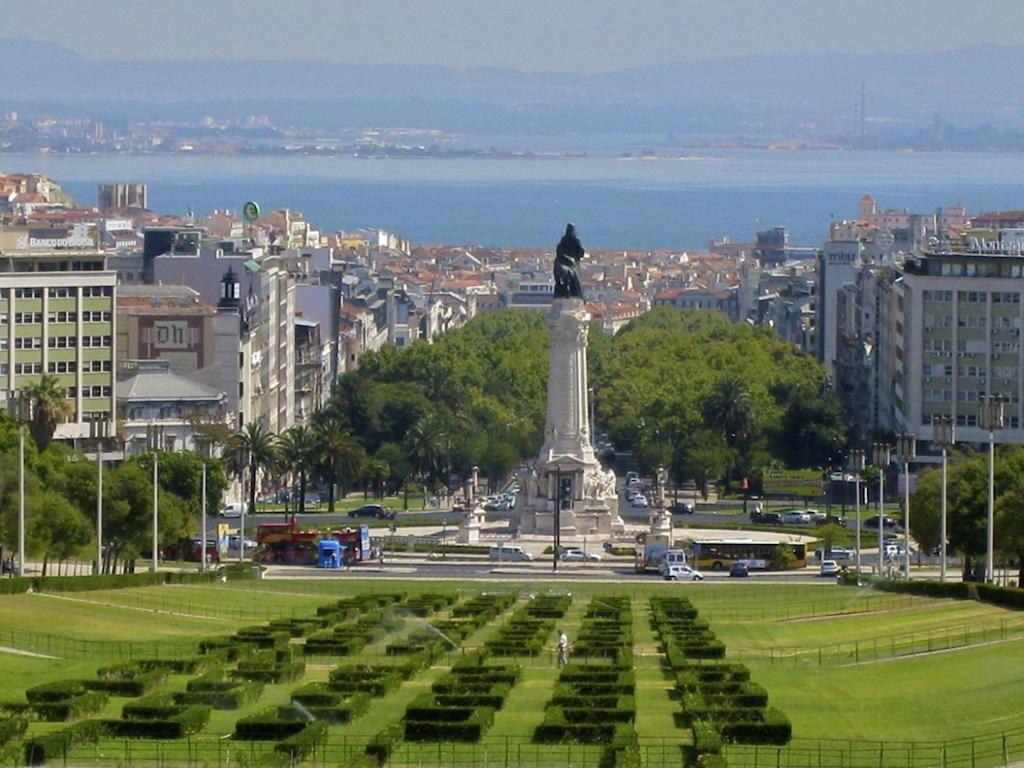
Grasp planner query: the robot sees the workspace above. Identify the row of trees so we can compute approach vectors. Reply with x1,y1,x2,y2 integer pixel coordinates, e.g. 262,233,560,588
1,307,846,573
592,309,846,493
910,447,1024,584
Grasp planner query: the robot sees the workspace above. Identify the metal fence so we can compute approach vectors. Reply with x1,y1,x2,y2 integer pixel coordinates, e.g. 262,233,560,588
728,618,1024,667
60,736,691,768
0,626,196,660
725,727,1024,768
49,731,1024,768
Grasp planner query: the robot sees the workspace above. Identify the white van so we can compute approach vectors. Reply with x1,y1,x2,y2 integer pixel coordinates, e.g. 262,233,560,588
489,545,533,562
657,549,688,575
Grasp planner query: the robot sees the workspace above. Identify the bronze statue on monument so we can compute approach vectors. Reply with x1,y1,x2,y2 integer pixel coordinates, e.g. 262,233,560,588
553,223,585,299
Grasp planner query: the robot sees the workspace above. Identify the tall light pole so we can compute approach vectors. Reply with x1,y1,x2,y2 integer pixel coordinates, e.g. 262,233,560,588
872,443,891,576
195,435,214,574
931,415,955,582
147,421,164,573
87,413,109,575
237,446,249,564
894,434,916,580
979,395,1005,583
848,449,865,581
9,392,32,578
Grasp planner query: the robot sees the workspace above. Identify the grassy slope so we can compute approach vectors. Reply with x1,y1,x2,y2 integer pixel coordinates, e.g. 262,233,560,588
0,578,1021,753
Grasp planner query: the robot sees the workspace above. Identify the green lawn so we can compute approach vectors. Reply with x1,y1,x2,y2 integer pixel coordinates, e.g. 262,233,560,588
1,578,1023,766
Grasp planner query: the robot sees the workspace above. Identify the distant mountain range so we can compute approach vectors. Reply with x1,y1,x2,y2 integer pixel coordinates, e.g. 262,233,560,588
2,38,1023,138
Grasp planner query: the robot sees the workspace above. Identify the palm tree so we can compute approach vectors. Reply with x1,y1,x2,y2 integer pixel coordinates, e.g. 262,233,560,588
226,422,280,518
23,374,73,452
313,414,365,513
703,377,757,490
405,413,453,505
280,425,316,517
363,457,391,500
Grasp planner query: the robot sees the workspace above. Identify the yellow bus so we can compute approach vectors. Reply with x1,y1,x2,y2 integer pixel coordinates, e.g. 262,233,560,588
690,538,807,572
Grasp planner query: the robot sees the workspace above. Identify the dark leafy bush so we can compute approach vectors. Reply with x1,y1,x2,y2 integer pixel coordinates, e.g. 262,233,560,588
692,720,722,754
0,718,27,745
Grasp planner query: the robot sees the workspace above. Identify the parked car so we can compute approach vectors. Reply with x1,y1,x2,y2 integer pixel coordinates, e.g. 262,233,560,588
819,559,840,576
665,564,705,581
348,504,396,519
226,535,256,554
782,511,812,526
561,548,602,562
219,503,247,518
751,511,784,525
671,502,696,515
864,515,902,532
631,495,649,508
729,562,750,578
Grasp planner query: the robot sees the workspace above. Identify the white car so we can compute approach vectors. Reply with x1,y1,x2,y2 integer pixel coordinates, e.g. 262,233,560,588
560,548,601,562
631,495,649,508
665,564,705,581
782,511,811,525
226,535,256,554
219,503,247,518
819,559,840,576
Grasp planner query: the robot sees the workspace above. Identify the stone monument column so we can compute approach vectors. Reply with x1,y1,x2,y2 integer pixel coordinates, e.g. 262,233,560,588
514,224,623,537
539,299,596,465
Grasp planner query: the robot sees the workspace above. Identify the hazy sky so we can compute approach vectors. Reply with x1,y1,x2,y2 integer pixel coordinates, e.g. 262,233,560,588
6,0,1024,72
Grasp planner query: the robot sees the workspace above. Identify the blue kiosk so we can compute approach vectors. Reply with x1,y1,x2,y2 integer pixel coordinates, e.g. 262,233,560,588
317,539,342,569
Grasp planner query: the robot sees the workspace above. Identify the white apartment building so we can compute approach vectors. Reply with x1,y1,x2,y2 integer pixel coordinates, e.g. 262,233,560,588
0,229,117,441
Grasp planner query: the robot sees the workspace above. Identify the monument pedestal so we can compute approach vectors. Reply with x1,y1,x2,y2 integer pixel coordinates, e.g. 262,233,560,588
458,505,485,544
516,298,623,536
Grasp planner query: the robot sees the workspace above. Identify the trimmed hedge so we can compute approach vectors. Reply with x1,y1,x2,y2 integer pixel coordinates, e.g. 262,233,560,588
234,707,309,740
266,721,329,767
102,705,211,738
720,708,792,745
0,570,223,596
174,682,262,709
232,650,305,683
24,680,86,704
24,720,105,766
33,691,108,722
87,664,165,697
976,583,1024,609
404,705,495,742
327,666,404,696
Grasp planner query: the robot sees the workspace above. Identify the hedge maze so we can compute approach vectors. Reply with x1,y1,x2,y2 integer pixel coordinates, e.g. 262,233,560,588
0,585,796,767
652,596,792,768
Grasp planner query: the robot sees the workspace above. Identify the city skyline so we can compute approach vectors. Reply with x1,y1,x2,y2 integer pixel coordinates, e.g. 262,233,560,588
6,0,1024,73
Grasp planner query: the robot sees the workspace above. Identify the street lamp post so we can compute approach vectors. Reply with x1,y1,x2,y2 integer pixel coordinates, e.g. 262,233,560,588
894,434,916,580
848,449,866,581
979,395,1005,583
931,416,955,582
236,446,250,565
146,422,164,573
195,436,214,574
9,393,33,578
872,443,891,577
87,413,109,575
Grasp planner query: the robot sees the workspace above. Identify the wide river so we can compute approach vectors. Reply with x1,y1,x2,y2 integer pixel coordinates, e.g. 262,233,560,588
4,149,1024,249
